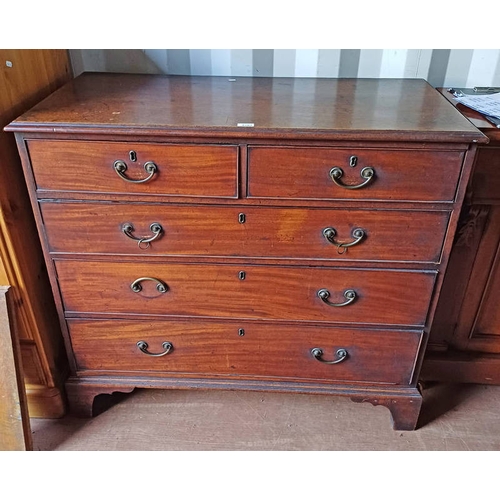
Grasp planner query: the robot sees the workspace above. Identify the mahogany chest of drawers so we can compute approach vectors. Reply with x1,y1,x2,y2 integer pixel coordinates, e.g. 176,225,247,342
6,74,486,430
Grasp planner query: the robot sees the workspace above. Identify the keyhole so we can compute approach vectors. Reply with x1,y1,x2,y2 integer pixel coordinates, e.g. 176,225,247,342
239,213,246,224
129,151,137,162
238,271,246,280
349,156,357,167
238,328,245,336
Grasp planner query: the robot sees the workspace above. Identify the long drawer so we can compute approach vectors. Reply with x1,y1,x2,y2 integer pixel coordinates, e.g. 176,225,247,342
248,146,464,202
41,202,449,264
68,319,423,385
55,261,436,327
27,140,238,198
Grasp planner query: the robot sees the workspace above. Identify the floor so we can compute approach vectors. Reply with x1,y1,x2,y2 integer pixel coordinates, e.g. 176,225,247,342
30,383,500,451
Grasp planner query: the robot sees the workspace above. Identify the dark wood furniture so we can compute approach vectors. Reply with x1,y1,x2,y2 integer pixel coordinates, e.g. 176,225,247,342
5,74,485,430
422,90,500,384
0,49,72,418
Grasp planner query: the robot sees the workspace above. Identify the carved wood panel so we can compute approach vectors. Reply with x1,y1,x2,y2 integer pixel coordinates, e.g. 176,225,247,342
451,206,500,353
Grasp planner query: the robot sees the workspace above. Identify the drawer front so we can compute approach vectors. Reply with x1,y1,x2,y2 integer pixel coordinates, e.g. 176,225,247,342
248,147,464,202
68,319,423,385
55,261,436,327
40,202,449,264
27,140,238,198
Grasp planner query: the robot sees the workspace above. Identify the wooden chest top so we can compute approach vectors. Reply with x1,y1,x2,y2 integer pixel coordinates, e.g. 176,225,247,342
5,73,486,143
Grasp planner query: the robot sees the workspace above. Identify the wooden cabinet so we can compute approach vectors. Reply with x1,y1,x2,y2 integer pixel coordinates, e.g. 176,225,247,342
6,74,485,430
423,92,500,383
0,50,72,418
0,286,32,450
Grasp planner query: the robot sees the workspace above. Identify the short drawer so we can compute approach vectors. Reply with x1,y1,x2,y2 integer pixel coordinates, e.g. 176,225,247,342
27,140,238,198
248,147,464,202
68,319,423,385
55,261,436,327
40,202,449,264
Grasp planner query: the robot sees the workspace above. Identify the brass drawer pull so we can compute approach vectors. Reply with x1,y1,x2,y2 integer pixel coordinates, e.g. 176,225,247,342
137,340,173,357
130,277,168,294
122,222,163,249
311,347,348,364
114,160,157,183
329,166,375,189
323,227,365,254
317,288,356,307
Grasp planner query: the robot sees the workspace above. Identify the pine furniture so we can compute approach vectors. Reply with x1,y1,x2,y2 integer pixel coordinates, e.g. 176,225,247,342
0,49,72,418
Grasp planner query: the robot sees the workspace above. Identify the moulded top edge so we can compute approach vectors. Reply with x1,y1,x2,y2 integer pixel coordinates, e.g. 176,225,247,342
4,122,489,144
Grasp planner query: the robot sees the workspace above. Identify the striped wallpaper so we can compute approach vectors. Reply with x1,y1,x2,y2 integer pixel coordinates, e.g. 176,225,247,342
70,49,500,88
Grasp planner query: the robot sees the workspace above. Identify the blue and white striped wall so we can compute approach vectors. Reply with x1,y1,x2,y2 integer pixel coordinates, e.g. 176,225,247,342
70,49,500,88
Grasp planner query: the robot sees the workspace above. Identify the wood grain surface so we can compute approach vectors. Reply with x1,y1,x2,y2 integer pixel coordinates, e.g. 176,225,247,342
248,146,464,202
40,202,450,264
54,260,436,327
6,74,485,143
27,140,238,198
0,49,72,418
5,75,484,430
0,287,31,450
68,318,422,385
470,147,500,203
424,90,500,385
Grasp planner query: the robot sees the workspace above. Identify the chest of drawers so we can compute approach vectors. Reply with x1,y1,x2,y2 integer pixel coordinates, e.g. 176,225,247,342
6,74,485,430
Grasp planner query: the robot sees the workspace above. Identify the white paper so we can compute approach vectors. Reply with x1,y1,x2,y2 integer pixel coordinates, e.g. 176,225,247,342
454,92,500,119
